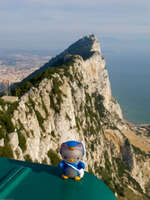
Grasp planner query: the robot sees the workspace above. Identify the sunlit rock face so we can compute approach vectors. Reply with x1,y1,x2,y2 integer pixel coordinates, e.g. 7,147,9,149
1,35,150,200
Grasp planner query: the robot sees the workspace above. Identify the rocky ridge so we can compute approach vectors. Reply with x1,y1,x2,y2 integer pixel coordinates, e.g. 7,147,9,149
0,35,150,200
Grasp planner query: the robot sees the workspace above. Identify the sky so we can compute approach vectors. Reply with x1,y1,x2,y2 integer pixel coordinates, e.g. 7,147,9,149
0,0,150,52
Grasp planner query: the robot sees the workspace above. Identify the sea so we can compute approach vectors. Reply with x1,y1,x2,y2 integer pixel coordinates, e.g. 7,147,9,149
103,44,150,124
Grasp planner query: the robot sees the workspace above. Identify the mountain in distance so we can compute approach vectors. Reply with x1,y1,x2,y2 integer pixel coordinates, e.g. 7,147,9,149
0,34,150,200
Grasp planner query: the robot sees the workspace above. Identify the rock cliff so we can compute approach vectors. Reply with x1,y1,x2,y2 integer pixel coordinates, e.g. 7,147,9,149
0,35,150,200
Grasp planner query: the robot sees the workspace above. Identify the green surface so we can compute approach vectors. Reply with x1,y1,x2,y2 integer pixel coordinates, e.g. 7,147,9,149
0,157,117,200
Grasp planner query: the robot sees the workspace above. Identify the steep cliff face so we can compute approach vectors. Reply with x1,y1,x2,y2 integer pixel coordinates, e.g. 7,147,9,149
0,35,150,200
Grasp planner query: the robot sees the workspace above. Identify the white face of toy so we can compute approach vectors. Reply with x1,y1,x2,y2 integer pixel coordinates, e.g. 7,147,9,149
61,146,83,163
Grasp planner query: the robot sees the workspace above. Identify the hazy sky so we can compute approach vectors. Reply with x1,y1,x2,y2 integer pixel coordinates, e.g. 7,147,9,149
0,0,150,51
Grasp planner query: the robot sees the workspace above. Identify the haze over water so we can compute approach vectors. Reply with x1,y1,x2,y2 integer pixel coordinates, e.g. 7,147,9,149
102,39,150,124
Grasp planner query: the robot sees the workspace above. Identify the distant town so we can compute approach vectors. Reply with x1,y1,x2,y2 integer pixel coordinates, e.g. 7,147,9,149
0,52,50,95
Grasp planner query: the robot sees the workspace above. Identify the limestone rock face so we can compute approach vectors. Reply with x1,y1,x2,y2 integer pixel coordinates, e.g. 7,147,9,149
8,132,19,150
0,138,4,147
49,34,101,65
1,35,150,200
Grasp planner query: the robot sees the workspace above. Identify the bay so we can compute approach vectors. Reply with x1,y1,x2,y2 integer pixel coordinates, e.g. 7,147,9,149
103,49,150,124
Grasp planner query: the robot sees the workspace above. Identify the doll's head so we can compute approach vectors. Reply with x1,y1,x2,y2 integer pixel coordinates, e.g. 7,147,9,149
60,141,84,163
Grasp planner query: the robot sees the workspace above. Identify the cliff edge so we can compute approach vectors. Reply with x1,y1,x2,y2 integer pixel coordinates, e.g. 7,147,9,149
0,35,150,200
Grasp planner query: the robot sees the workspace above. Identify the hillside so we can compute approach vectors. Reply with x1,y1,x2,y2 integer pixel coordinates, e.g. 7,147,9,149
0,35,150,200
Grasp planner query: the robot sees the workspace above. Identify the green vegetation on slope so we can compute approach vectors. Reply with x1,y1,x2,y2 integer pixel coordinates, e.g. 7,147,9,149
11,56,77,98
0,99,19,158
0,142,14,158
0,99,18,137
47,149,61,166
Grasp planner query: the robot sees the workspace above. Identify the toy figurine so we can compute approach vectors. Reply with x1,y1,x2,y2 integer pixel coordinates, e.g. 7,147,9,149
58,140,85,181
